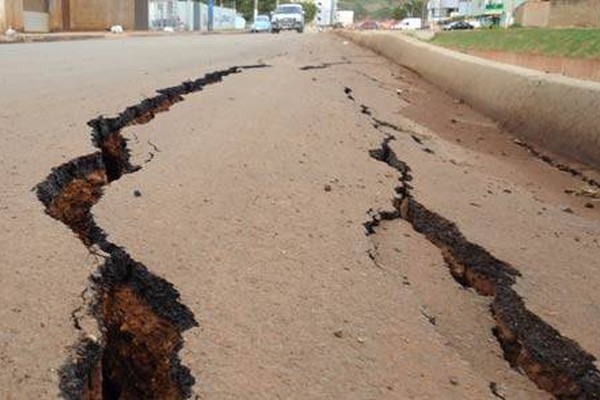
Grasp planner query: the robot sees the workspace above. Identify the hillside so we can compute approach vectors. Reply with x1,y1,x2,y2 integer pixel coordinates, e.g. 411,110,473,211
337,0,395,20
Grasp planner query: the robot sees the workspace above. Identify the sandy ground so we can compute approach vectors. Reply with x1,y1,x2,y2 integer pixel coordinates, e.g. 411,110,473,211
1,32,598,398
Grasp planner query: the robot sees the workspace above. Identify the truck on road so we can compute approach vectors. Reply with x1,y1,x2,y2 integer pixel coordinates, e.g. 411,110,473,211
271,4,305,33
393,18,422,30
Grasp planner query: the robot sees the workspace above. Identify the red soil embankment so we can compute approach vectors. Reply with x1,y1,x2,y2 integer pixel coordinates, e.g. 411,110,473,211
465,49,600,83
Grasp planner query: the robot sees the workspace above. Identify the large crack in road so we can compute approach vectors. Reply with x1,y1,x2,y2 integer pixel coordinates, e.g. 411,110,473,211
28,56,599,399
346,86,600,399
35,65,267,399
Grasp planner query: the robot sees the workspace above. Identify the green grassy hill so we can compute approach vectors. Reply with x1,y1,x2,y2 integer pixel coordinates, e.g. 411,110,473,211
337,0,395,20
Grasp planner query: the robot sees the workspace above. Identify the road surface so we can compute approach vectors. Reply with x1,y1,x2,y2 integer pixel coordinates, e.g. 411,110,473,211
1,33,599,399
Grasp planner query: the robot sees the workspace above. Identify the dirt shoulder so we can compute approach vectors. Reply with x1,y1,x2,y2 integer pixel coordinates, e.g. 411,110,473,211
455,48,600,82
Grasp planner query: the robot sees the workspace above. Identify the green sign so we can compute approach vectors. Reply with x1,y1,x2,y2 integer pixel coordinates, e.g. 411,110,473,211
485,3,504,11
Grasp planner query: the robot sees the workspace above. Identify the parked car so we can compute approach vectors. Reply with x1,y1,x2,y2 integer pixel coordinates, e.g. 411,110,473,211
392,17,422,31
250,15,272,33
359,20,379,30
443,21,474,30
465,19,482,29
271,4,305,33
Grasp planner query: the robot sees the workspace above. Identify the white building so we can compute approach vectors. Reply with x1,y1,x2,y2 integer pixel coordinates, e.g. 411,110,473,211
335,10,354,27
428,0,525,25
316,0,336,26
427,0,460,22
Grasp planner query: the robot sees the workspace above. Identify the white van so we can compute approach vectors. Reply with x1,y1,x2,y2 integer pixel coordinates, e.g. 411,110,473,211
393,18,422,31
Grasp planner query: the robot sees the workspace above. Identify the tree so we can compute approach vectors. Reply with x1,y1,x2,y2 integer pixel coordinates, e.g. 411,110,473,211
407,0,426,17
353,3,368,20
236,0,277,22
301,2,318,24
391,0,425,20
392,5,406,20
338,0,367,20
372,6,394,20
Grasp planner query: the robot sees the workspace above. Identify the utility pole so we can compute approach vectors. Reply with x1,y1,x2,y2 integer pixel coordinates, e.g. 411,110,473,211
208,0,214,31
253,0,258,21
504,0,514,28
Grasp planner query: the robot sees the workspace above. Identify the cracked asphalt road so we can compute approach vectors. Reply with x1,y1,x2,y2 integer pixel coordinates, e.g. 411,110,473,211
1,33,599,399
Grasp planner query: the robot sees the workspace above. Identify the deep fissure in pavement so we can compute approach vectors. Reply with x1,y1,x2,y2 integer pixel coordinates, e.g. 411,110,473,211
346,86,600,399
35,65,267,399
299,60,351,71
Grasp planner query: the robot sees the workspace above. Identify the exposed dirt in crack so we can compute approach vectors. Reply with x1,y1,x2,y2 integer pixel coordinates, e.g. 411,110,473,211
363,208,400,236
347,86,600,399
35,65,268,399
95,249,196,400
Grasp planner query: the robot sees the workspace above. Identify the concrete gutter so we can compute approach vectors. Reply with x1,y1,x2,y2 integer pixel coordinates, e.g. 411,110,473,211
339,31,600,169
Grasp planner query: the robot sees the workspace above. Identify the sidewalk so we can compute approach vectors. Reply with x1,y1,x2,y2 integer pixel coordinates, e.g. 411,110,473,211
0,30,244,45
1,31,106,44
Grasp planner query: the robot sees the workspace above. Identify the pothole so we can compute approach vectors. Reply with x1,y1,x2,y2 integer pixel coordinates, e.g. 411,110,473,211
35,65,268,399
346,86,600,399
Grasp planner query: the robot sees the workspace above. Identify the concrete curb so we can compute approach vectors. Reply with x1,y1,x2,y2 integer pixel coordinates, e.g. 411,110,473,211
339,31,600,169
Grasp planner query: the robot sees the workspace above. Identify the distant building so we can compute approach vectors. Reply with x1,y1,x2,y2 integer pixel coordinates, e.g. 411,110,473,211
316,0,336,26
427,0,460,22
427,0,527,26
148,0,238,31
335,9,354,27
515,0,600,28
0,0,149,32
0,0,242,33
